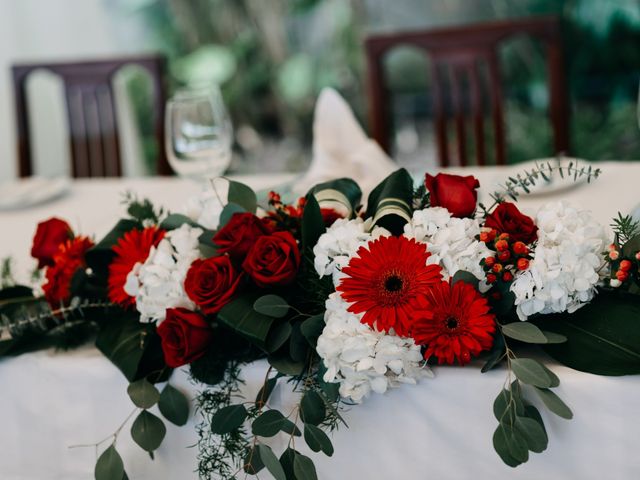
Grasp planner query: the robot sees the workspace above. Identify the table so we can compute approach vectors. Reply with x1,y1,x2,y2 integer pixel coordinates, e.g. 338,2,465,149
1,163,640,480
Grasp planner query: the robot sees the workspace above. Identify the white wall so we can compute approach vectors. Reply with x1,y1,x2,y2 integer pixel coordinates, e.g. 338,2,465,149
0,0,150,182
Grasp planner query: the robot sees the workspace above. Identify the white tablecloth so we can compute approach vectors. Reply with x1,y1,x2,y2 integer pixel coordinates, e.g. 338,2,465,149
1,164,640,480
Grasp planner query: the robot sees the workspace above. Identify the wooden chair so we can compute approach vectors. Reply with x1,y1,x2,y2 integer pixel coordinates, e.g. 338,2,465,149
364,16,569,166
12,55,172,177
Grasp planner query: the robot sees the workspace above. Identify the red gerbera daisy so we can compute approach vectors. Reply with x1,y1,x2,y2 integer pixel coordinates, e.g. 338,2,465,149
43,236,94,306
410,280,496,366
108,226,166,307
336,235,442,336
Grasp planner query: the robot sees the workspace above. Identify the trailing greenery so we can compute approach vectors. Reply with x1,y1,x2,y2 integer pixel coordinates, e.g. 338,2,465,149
611,213,640,246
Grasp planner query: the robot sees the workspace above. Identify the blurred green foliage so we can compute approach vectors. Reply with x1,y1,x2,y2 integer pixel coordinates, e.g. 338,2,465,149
117,0,640,167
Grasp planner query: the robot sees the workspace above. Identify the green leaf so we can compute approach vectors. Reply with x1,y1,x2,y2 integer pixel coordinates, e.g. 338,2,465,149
511,358,555,388
303,424,334,456
366,168,414,235
534,291,640,375
255,376,278,409
218,203,246,228
95,445,124,480
279,448,297,480
266,322,292,353
244,445,264,475
492,424,523,468
86,219,140,278
621,233,640,258
502,322,549,344
127,379,160,409
217,293,275,350
130,411,166,452
540,330,567,344
227,179,257,213
301,193,325,253
481,332,505,373
289,322,308,362
533,387,573,419
308,178,362,218
268,352,305,376
252,409,286,437
280,418,302,437
258,444,286,480
300,314,325,348
210,404,247,434
451,270,479,289
300,391,326,425
158,384,189,426
514,415,548,453
254,295,290,318
293,452,318,480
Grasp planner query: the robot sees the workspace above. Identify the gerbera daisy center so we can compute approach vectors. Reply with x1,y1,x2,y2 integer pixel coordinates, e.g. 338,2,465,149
445,316,459,330
384,274,404,292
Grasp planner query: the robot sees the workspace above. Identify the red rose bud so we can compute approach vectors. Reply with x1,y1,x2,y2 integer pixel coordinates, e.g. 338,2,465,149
31,217,73,269
484,256,496,268
492,263,503,274
425,173,479,218
517,258,530,271
502,271,514,282
213,212,272,259
242,231,300,287
616,270,629,282
512,241,529,256
608,250,620,261
498,250,511,262
484,202,538,244
185,256,242,315
495,240,509,252
619,260,632,272
157,308,213,368
486,273,497,284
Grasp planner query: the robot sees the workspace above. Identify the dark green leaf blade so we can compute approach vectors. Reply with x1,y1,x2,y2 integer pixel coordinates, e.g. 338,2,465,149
293,453,318,480
130,411,166,452
217,293,275,349
252,409,286,437
127,379,160,409
254,295,290,318
502,322,548,344
227,179,257,213
95,445,124,480
514,416,548,453
303,424,334,456
301,193,325,253
158,384,190,426
210,404,247,434
258,444,286,480
511,358,554,388
300,391,326,425
533,387,573,419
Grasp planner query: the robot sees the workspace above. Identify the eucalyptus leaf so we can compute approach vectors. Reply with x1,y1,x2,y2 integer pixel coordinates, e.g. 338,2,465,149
533,387,573,419
258,444,286,480
481,332,506,373
95,445,124,480
243,445,264,475
451,270,480,289
255,376,278,408
158,384,189,426
293,452,318,480
217,294,275,349
511,358,555,388
266,322,292,353
501,322,548,344
252,409,286,437
268,353,305,376
515,415,548,453
211,404,247,434
280,418,302,437
303,424,334,456
217,203,246,229
492,424,523,468
131,410,166,452
279,448,297,480
127,379,160,409
300,314,325,348
227,179,257,213
254,295,290,318
300,391,326,425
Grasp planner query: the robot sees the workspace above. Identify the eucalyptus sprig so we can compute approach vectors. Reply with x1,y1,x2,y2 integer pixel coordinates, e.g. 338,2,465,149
484,159,601,212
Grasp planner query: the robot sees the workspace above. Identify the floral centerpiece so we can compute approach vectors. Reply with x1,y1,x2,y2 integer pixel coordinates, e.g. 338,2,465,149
1,162,639,479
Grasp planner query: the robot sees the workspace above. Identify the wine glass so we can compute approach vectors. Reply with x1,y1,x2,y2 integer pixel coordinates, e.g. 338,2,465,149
165,85,233,180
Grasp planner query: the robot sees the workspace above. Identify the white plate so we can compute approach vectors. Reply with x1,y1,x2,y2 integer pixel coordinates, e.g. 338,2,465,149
0,177,71,211
494,157,593,197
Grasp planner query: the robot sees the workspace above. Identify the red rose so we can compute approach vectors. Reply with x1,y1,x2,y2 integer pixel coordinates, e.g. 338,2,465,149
425,173,479,218
31,217,73,268
242,231,300,287
484,202,538,244
184,256,242,314
42,236,94,305
213,212,272,259
157,308,213,368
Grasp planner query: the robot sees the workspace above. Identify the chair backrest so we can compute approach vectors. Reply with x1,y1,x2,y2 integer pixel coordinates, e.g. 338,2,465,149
364,16,569,166
12,54,172,177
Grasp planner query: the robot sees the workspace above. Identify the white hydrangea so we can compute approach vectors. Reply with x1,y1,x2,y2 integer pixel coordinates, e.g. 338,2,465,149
125,223,203,323
316,293,430,403
313,217,389,286
182,187,223,230
403,207,491,286
510,201,609,320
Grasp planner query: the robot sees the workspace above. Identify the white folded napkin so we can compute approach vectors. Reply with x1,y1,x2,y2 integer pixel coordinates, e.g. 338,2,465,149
293,88,397,196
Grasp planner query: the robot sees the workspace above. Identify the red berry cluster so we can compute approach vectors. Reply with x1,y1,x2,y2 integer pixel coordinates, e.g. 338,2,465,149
606,243,639,286
480,229,532,286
